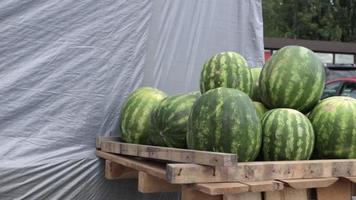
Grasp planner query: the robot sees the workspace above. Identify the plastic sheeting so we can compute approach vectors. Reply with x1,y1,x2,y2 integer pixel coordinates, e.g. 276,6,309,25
143,0,264,94
0,0,263,199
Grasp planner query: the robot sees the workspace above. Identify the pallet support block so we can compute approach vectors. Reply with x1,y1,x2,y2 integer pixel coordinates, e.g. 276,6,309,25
223,193,262,200
181,185,222,200
105,160,137,179
317,177,356,200
138,172,181,193
264,187,308,200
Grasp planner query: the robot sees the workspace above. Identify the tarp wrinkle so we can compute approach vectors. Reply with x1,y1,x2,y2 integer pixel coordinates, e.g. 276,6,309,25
0,0,263,199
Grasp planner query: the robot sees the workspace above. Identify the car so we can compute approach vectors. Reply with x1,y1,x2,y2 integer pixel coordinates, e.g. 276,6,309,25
322,77,356,99
321,63,356,99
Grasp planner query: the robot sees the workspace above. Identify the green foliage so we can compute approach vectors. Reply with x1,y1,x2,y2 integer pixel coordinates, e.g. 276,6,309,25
263,0,356,42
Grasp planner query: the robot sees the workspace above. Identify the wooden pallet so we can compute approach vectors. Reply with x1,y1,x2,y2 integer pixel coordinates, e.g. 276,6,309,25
96,137,356,200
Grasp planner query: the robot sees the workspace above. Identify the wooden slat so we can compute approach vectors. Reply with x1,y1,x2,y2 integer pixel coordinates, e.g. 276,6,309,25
181,185,222,200
96,136,121,149
279,177,339,189
316,178,352,200
243,180,284,192
100,140,237,167
96,150,166,180
138,172,181,193
194,180,283,196
105,160,137,179
223,193,262,200
265,188,308,200
194,183,249,195
166,159,356,184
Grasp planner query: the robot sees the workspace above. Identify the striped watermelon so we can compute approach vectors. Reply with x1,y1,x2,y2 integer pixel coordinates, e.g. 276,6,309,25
187,87,262,161
250,67,262,101
309,96,356,159
259,46,325,113
253,101,268,119
261,108,314,161
150,91,201,148
200,52,252,96
120,87,167,144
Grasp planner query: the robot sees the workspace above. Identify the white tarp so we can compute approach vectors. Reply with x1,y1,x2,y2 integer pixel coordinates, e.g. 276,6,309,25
0,0,263,199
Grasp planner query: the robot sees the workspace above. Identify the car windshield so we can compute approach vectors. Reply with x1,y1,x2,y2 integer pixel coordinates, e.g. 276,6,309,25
322,81,341,99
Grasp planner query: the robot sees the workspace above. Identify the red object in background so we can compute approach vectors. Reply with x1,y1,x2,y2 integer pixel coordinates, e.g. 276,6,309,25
264,50,271,62
326,77,356,84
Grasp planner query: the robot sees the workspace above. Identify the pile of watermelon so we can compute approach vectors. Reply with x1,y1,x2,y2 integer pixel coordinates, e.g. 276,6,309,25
119,45,356,162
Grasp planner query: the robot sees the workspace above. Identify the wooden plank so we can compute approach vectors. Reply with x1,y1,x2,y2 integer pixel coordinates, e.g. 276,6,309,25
317,178,352,200
105,160,137,179
138,172,181,193
181,185,222,200
223,193,261,200
96,150,166,180
96,136,121,149
279,177,339,189
194,183,249,195
100,140,237,167
265,188,308,200
166,159,356,184
194,180,283,196
243,180,284,192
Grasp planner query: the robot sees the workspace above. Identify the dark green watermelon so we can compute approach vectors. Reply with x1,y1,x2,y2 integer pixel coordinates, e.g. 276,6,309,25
259,46,325,113
187,87,261,161
150,91,201,148
200,52,253,96
309,96,356,159
120,87,166,144
261,108,315,161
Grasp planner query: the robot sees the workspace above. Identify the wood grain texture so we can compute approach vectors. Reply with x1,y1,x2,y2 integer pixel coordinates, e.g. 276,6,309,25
99,140,237,167
138,172,180,193
265,188,308,200
194,183,249,195
242,180,284,192
223,193,262,200
279,177,339,189
96,150,166,180
167,159,356,183
181,185,222,200
105,160,137,179
317,178,352,200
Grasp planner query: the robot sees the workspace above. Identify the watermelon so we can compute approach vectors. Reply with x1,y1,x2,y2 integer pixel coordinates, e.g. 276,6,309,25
261,108,315,161
309,96,356,159
253,101,268,119
250,67,262,101
120,87,167,144
200,52,253,96
187,87,262,161
150,91,201,148
259,46,325,113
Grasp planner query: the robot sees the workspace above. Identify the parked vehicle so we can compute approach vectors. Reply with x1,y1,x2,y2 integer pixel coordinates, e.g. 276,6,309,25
322,64,356,99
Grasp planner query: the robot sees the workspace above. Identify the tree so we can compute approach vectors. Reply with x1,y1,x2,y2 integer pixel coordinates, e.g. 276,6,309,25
263,0,356,42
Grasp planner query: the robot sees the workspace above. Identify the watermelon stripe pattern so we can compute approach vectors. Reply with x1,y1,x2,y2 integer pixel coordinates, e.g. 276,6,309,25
200,52,252,96
259,46,325,113
309,96,356,159
187,87,261,162
120,87,166,144
150,92,200,148
261,108,314,161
